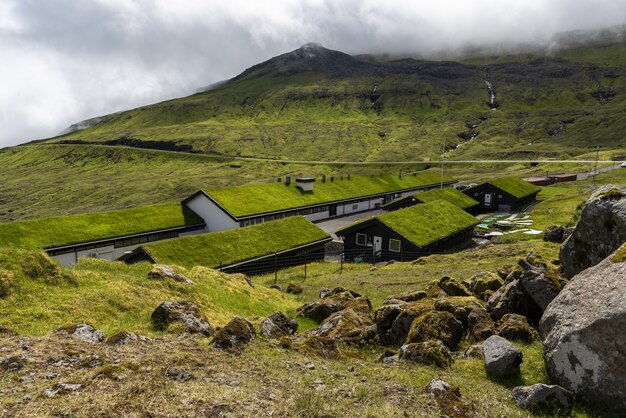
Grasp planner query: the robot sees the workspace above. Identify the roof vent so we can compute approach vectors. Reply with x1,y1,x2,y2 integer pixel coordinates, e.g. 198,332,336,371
296,177,315,192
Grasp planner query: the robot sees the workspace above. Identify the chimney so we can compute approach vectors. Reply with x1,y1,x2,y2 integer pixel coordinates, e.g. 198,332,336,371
285,176,291,186
296,177,315,192
322,175,326,183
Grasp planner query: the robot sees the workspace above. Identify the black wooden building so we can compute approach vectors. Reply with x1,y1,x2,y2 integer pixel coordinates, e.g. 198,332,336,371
462,177,540,212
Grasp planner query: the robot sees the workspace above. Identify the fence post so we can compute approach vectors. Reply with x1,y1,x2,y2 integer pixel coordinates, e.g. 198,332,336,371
273,252,278,284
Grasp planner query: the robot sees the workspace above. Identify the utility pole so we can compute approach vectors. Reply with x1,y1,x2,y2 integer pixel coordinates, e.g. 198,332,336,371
440,137,446,189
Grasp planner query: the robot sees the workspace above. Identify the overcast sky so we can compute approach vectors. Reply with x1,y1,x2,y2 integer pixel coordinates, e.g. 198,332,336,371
1,0,624,147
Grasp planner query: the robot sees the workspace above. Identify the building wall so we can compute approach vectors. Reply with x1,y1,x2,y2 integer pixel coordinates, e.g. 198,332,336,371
341,221,420,262
465,185,521,211
186,194,239,232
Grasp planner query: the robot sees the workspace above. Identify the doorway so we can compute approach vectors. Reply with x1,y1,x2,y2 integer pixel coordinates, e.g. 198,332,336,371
373,236,382,254
484,193,492,206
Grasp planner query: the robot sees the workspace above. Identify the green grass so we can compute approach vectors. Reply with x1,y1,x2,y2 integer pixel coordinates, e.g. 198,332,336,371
143,216,330,269
483,176,541,199
0,202,202,248
0,247,300,335
351,200,479,248
205,171,450,217
412,187,478,210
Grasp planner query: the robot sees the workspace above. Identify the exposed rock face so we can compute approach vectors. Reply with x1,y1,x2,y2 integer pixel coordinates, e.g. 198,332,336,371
425,379,473,418
519,270,564,311
560,185,626,278
467,308,495,342
543,224,565,243
483,335,522,377
510,384,575,415
260,311,298,338
495,314,539,342
540,252,626,410
297,290,371,323
309,308,376,346
374,299,435,345
55,323,105,343
406,311,463,350
398,340,454,368
212,316,256,349
148,264,194,284
151,301,214,336
487,271,543,323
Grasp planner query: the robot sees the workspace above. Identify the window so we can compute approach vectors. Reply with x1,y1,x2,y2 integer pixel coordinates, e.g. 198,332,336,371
389,239,401,252
356,233,367,246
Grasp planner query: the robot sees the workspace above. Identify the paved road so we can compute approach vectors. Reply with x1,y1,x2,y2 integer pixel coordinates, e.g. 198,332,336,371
315,210,384,239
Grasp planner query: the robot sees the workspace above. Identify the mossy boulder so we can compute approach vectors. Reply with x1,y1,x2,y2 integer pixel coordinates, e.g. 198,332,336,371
286,282,303,294
212,316,256,349
496,314,539,342
611,243,626,263
398,340,454,368
425,280,448,298
435,296,484,325
148,264,193,284
543,225,565,243
407,311,463,349
375,299,435,346
55,323,106,344
465,272,504,300
382,290,427,305
286,335,343,360
309,308,376,347
467,308,495,343
438,276,471,297
151,300,214,336
260,311,298,338
105,331,148,346
425,379,474,418
297,290,371,323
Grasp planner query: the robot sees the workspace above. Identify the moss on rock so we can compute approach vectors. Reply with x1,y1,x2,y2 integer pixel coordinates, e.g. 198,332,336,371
407,311,463,349
399,340,454,368
435,296,484,325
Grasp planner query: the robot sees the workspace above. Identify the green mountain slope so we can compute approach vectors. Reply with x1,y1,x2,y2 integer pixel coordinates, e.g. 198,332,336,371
49,40,625,161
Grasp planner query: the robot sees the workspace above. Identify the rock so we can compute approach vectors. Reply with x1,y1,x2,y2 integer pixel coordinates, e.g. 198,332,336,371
495,314,538,342
486,271,542,323
319,287,362,299
56,323,105,343
435,296,484,325
467,308,495,342
382,290,427,304
286,283,303,294
398,340,454,368
288,335,342,359
463,344,484,360
438,276,471,296
483,335,522,377
375,299,436,345
297,290,371,323
212,316,255,349
148,264,193,284
511,384,575,415
560,185,626,278
425,379,473,418
260,311,298,338
151,301,214,336
269,284,282,291
519,269,565,311
424,279,448,298
309,308,376,346
406,311,463,350
543,224,565,243
43,383,82,398
0,355,26,371
105,331,148,345
465,272,504,300
540,251,626,411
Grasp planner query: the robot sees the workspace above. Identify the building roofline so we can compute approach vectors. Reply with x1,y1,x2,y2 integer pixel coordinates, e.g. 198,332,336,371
465,182,539,200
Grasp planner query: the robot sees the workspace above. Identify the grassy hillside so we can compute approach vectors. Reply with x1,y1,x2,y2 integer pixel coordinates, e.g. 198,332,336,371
45,42,626,163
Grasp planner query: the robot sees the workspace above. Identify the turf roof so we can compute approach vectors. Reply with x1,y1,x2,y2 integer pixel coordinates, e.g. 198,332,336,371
203,171,452,217
142,216,330,269
484,177,540,199
338,200,479,248
0,203,203,249
382,187,478,210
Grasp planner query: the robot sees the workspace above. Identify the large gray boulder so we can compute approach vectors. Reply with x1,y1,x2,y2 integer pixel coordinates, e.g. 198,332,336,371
483,335,522,377
560,185,626,278
510,384,574,415
540,249,626,411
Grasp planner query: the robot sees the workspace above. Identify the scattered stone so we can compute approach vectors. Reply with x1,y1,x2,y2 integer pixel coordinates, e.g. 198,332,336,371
398,340,454,368
543,225,565,243
463,344,484,360
269,284,282,291
435,296,484,325
105,331,149,346
495,314,538,342
382,290,427,305
483,335,522,377
55,323,105,344
560,185,626,278
151,301,214,336
511,383,574,414
425,379,473,418
308,308,376,347
297,290,371,323
464,271,504,300
148,264,194,284
375,299,435,345
43,383,83,398
540,250,626,411
319,287,362,299
0,355,26,372
286,283,303,294
438,276,472,297
164,367,195,381
212,316,256,349
467,308,495,342
406,311,463,350
260,311,298,338
487,271,542,323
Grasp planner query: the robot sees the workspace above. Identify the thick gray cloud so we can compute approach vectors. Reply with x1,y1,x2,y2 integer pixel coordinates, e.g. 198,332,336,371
0,0,624,147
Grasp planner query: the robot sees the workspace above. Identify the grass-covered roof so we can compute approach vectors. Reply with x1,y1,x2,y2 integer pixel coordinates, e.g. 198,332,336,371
0,203,203,249
143,216,330,269
485,177,540,199
339,200,478,248
204,171,452,217
408,187,478,210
